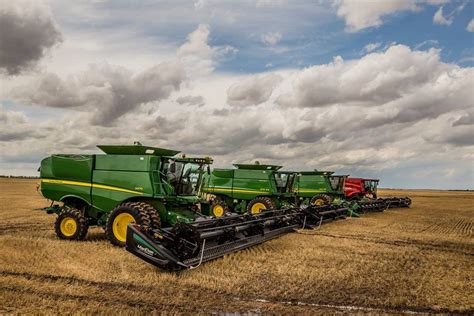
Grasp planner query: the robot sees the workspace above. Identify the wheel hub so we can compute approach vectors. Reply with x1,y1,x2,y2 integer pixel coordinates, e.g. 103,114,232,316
60,217,77,237
213,205,224,217
112,213,135,242
251,202,266,214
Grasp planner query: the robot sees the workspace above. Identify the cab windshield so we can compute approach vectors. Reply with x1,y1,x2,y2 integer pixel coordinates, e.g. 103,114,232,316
274,172,296,193
328,176,344,191
364,180,378,193
162,160,206,195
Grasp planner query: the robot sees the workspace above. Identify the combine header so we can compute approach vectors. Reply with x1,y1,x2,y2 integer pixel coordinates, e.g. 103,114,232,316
381,197,412,208
126,204,347,271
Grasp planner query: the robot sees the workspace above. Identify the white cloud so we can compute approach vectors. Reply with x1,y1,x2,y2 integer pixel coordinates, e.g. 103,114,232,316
277,45,470,115
12,62,186,125
8,23,236,125
0,106,42,141
227,73,282,106
176,95,205,107
467,19,474,32
177,24,214,59
433,1,468,26
414,39,439,50
362,42,382,53
1,2,473,189
3,45,473,187
333,0,420,32
178,24,237,76
333,0,453,32
260,32,282,46
433,6,452,25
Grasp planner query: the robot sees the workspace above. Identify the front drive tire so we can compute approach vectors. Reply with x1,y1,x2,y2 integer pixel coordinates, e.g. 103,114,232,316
54,207,89,240
105,202,155,247
210,199,230,217
310,194,333,206
247,197,276,215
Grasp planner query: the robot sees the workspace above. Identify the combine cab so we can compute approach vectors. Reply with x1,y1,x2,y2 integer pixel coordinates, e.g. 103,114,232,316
38,144,213,246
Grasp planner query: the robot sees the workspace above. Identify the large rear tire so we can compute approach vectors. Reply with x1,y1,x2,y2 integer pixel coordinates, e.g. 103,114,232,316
106,202,152,247
132,202,161,230
310,194,333,206
247,197,276,215
54,206,89,240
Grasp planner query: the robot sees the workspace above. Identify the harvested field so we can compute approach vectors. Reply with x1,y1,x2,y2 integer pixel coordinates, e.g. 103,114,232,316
1,179,473,314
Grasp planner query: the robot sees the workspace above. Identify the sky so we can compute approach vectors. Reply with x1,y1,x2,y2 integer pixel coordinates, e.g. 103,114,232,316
0,0,473,189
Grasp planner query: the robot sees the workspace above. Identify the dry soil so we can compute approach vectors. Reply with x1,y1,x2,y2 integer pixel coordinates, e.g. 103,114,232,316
0,179,473,314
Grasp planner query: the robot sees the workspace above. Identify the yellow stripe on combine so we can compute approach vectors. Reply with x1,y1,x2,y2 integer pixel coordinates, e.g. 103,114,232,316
294,189,325,193
41,179,91,187
205,187,269,194
41,179,144,195
91,184,144,195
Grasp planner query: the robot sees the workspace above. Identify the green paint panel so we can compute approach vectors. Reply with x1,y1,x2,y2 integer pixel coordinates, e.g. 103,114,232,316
40,155,93,205
41,181,92,206
294,174,347,199
91,170,154,211
51,155,93,181
95,155,159,172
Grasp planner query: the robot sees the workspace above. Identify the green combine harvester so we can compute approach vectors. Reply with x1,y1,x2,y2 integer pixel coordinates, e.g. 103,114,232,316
201,163,298,216
39,144,212,246
292,170,347,206
38,143,348,270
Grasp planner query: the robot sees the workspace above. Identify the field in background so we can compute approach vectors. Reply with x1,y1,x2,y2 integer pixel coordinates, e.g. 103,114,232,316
0,179,473,314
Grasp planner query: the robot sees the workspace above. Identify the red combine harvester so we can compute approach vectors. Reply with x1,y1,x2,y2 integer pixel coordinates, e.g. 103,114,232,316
344,178,379,200
344,178,411,208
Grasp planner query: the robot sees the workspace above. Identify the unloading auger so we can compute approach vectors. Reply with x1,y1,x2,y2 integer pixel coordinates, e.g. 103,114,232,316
125,204,347,271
